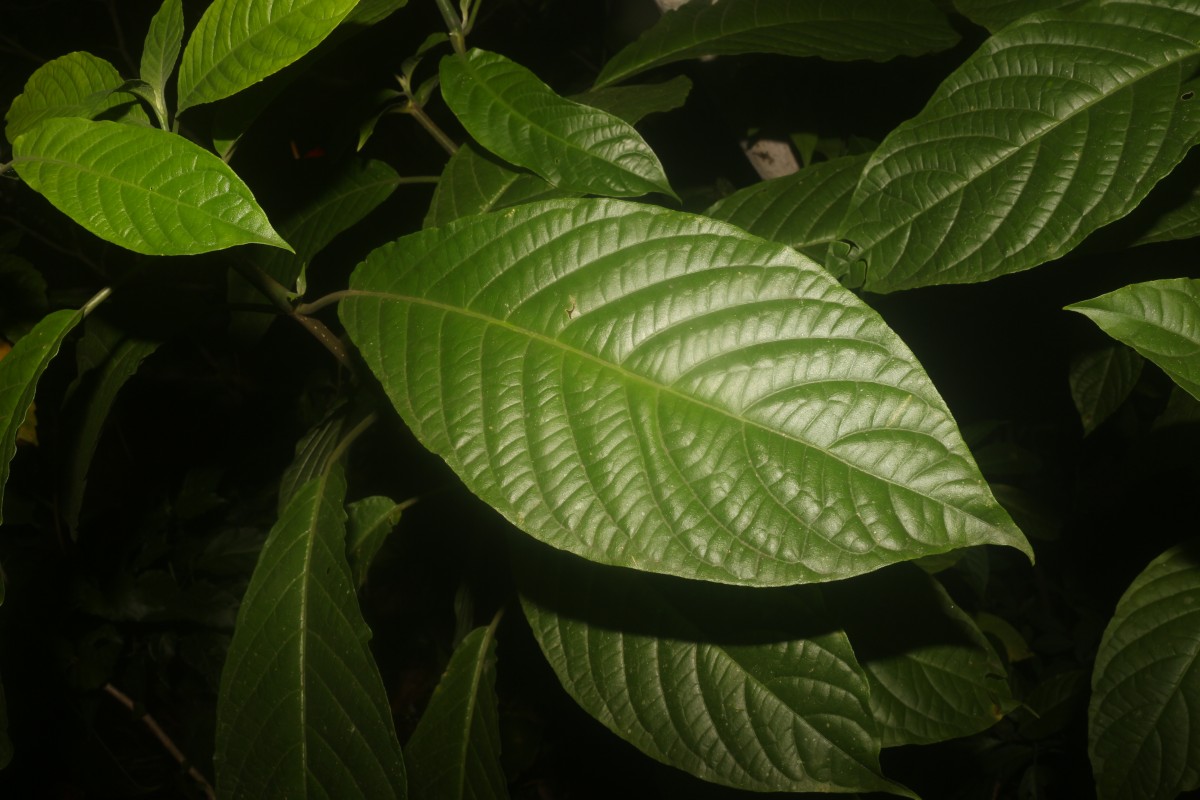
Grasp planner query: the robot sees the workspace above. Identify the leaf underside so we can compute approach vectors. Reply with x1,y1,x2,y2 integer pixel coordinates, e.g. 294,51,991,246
952,0,1077,32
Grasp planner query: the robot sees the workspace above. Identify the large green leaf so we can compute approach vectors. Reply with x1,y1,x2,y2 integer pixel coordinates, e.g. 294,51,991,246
177,0,361,113
5,52,146,143
440,49,674,198
1089,541,1200,800
406,620,507,800
594,0,959,88
13,118,288,255
952,0,1077,31
569,75,693,125
423,144,572,229
1068,345,1144,436
823,564,1012,747
341,199,1030,586
139,0,185,128
516,545,911,796
706,154,870,261
829,0,1200,292
346,496,406,587
215,467,407,798
0,307,87,526
1067,278,1200,401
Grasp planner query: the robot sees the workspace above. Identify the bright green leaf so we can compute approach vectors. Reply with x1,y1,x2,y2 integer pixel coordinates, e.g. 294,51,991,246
215,468,407,798
953,0,1077,31
346,496,407,588
423,143,572,229
5,52,147,143
569,75,693,125
177,0,361,113
440,49,675,198
139,0,185,128
706,154,870,261
824,564,1013,747
1068,346,1144,436
406,619,507,800
1089,541,1200,800
516,545,912,796
830,1,1200,292
0,307,87,526
594,0,959,88
341,199,1031,586
1068,278,1200,402
13,118,289,256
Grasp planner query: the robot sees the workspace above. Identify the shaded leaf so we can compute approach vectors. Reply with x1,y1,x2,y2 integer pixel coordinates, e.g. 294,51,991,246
423,143,572,229
1068,278,1200,401
1019,669,1087,740
215,468,407,798
13,118,289,255
830,1,1200,292
706,154,869,261
953,0,1077,31
139,0,185,128
0,255,48,342
406,619,507,800
1089,541,1200,800
341,199,1031,587
440,49,674,198
278,414,345,514
0,307,86,526
346,496,407,588
515,544,911,796
5,52,146,143
347,0,410,25
595,0,959,88
569,75,693,125
1068,346,1144,435
177,0,361,113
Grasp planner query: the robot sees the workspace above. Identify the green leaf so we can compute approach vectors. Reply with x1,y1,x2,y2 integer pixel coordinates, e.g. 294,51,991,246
63,320,161,534
340,199,1031,586
13,118,289,256
439,49,674,198
423,144,572,229
706,154,870,261
516,545,912,796
406,619,507,800
215,468,407,798
139,0,185,128
346,496,407,588
5,52,146,143
0,307,86,526
347,0,410,25
830,1,1200,292
1068,278,1200,402
569,75,693,125
1089,541,1200,800
177,0,361,113
278,414,345,514
1068,346,1144,436
823,564,1012,747
953,0,1077,32
594,0,959,88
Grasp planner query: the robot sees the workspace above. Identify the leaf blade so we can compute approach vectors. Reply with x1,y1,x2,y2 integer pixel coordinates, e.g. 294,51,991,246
5,52,146,143
1068,345,1144,435
423,143,572,229
139,0,185,126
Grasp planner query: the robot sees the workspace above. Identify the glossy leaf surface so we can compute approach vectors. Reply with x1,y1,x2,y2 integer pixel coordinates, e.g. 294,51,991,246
341,199,1030,586
440,49,674,198
1068,278,1200,401
177,0,361,113
5,52,143,142
139,0,185,127
952,0,1076,31
1089,541,1200,800
0,308,84,526
406,621,507,800
706,154,869,261
13,118,288,255
215,468,407,798
594,0,958,88
516,546,909,796
346,496,406,588
1068,346,1144,436
424,144,570,229
570,75,693,125
830,1,1200,292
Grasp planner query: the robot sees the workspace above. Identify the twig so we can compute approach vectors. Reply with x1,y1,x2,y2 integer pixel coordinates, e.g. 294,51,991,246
407,104,459,156
103,683,216,800
231,261,353,369
324,411,379,471
294,289,379,316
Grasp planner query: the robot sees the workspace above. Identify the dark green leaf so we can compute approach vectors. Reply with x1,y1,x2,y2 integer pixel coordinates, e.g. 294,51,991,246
278,414,345,514
347,0,410,25
516,546,911,796
440,49,674,198
569,75,693,125
1068,346,1144,435
423,143,572,229
139,0,185,128
346,496,407,588
953,0,1077,31
177,0,361,113
595,0,959,88
406,620,507,800
341,199,1031,586
1089,541,1200,800
830,1,1200,292
13,118,289,255
215,468,407,798
1068,278,1200,401
706,154,869,261
5,52,147,143
1019,669,1087,740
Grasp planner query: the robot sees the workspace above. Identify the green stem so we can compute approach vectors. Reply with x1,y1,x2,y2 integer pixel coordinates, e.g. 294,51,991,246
294,289,378,317
433,0,462,35
82,287,113,317
407,104,459,156
231,262,353,369
323,411,379,472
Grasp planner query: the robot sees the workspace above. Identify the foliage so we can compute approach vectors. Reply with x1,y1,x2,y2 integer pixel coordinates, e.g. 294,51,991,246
0,0,1197,797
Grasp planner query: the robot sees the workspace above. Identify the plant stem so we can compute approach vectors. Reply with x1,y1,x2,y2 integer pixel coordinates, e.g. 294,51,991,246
82,286,113,317
324,411,379,471
408,104,459,155
294,289,379,316
231,262,353,369
433,0,465,52
103,683,216,800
